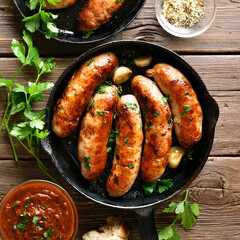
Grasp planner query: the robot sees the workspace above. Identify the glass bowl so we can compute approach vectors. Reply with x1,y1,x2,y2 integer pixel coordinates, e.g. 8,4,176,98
155,0,217,38
0,180,78,240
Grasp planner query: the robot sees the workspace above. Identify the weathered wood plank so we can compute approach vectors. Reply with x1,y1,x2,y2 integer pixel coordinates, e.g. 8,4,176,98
0,0,239,56
0,156,240,239
0,56,240,159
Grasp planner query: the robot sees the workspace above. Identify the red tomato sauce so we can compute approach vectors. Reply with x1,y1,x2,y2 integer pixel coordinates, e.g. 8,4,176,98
0,182,76,240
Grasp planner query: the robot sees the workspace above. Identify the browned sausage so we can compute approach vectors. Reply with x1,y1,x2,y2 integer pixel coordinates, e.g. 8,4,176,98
52,52,118,137
131,75,172,182
76,0,125,32
78,85,118,180
45,0,78,9
146,63,203,148
106,95,143,197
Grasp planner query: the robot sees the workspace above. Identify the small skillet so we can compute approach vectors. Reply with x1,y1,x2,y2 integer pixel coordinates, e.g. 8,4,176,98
41,40,219,240
13,0,146,44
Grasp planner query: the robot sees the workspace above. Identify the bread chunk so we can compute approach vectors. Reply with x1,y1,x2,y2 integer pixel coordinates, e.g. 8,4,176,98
82,216,129,240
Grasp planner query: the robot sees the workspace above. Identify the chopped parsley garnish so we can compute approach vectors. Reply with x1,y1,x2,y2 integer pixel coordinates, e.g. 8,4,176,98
74,93,78,96
104,120,107,125
162,96,168,103
118,85,123,95
42,217,46,223
116,0,121,3
27,199,31,203
177,122,180,125
168,116,173,123
97,85,108,94
123,138,129,144
84,156,91,171
185,91,189,97
12,203,16,208
153,81,157,85
147,123,151,131
112,90,117,96
35,224,41,230
16,222,26,232
32,216,40,225
113,110,117,119
136,110,141,115
42,228,54,239
154,130,157,136
40,205,45,210
154,111,160,117
126,102,137,109
181,105,192,119
20,209,26,218
82,30,94,39
129,164,134,169
97,111,107,116
87,60,94,66
89,98,94,109
25,204,29,208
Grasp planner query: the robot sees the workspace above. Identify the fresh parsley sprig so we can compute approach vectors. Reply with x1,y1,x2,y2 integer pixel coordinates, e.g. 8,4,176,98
23,0,62,39
158,190,200,240
0,30,58,183
141,179,173,195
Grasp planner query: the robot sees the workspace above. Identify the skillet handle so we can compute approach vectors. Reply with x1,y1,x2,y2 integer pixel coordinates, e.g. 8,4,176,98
134,207,158,240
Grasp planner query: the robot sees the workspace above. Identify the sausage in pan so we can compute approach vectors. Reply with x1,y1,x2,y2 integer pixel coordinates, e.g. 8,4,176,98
76,0,125,32
45,0,78,9
146,63,203,148
52,52,118,137
131,75,172,182
78,85,118,180
106,95,143,197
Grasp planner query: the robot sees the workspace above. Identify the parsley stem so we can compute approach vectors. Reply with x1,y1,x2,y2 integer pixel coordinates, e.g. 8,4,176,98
4,120,18,162
0,64,25,133
184,189,189,202
172,217,178,225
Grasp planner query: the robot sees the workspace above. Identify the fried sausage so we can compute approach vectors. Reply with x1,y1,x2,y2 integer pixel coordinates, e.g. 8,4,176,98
146,63,203,148
131,75,172,182
76,0,125,32
52,52,118,137
45,0,78,9
78,85,118,180
106,95,143,197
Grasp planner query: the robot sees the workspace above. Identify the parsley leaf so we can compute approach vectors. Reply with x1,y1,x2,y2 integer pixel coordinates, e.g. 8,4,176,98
154,111,160,117
125,102,137,109
89,98,94,109
181,105,192,119
141,179,173,195
162,190,200,231
82,31,94,39
97,85,108,94
97,111,107,116
158,179,174,193
158,225,181,240
84,156,91,171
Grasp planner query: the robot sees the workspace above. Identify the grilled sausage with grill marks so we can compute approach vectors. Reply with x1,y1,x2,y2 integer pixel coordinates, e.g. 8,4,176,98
52,52,118,138
45,0,78,9
106,95,143,197
131,75,172,182
76,0,125,32
78,85,118,181
146,63,203,148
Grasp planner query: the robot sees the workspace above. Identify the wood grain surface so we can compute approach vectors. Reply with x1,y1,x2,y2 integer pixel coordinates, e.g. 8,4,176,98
0,0,240,239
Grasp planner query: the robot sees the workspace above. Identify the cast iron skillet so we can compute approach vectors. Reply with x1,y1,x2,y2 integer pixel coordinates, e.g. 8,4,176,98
41,41,219,240
13,0,146,44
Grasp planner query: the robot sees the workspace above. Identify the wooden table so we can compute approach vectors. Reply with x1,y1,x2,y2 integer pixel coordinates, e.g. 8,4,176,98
0,0,240,239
